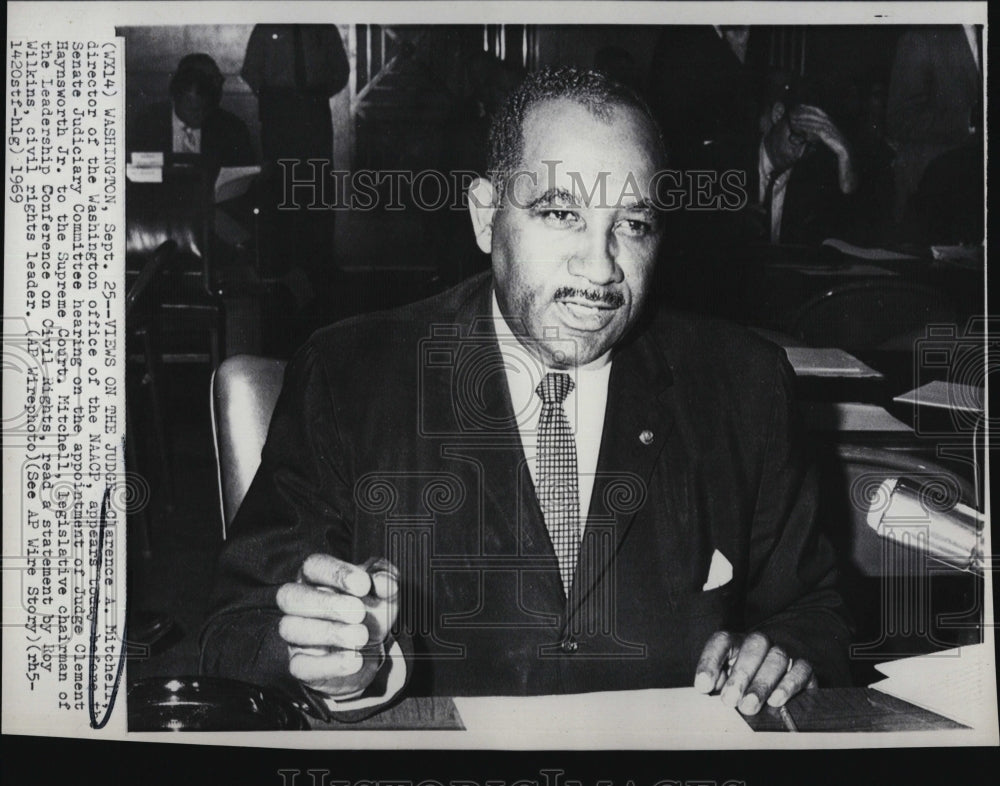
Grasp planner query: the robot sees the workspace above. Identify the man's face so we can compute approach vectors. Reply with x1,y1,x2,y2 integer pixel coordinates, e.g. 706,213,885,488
484,98,663,368
763,103,814,173
173,88,209,129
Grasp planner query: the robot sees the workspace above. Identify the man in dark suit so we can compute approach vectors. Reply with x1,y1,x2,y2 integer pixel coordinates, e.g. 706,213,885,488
240,25,351,308
128,53,256,174
201,67,851,721
747,74,860,245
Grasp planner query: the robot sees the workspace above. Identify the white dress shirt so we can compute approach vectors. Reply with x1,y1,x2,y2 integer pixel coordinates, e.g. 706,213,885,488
491,292,612,530
759,141,792,244
171,109,201,154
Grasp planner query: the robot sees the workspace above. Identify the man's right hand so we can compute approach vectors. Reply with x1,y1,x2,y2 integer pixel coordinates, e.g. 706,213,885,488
788,104,858,194
276,554,399,700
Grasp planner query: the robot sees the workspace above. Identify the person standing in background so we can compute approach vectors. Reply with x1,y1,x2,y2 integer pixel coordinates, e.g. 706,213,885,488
242,25,350,162
242,25,351,313
886,25,981,223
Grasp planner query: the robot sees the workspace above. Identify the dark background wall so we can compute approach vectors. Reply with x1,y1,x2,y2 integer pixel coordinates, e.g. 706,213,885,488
118,23,905,275
120,23,904,169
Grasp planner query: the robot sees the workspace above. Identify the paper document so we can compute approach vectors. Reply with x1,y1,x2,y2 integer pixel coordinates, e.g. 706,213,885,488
799,401,911,432
931,245,984,268
215,165,261,203
893,380,983,413
870,644,996,729
821,238,921,261
126,164,163,183
130,150,165,167
794,262,898,276
452,688,753,743
783,347,883,378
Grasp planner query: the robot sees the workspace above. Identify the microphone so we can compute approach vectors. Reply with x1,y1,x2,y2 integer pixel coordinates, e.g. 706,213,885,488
865,477,985,572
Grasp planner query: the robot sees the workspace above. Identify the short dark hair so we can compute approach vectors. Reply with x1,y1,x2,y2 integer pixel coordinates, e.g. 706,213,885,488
487,66,666,203
169,53,224,107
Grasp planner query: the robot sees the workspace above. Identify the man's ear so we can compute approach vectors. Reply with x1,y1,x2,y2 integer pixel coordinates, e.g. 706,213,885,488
467,177,498,254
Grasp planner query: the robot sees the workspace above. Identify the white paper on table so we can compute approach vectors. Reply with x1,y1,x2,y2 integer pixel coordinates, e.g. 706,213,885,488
798,401,912,432
796,262,899,276
821,237,921,261
452,688,753,743
930,245,984,267
870,644,997,729
783,347,883,378
893,380,984,413
131,150,165,167
126,164,163,183
215,165,262,203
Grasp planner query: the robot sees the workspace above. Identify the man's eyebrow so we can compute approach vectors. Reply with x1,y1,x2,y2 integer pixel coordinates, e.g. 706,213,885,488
526,188,580,209
620,197,658,213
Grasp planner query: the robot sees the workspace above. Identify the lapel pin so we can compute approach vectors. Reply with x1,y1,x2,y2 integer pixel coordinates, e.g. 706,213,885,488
639,429,654,445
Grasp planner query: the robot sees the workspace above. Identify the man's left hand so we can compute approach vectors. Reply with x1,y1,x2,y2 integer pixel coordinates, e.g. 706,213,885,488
693,630,818,715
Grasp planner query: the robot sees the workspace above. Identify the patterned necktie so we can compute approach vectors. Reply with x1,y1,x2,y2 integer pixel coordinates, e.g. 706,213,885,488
535,372,581,597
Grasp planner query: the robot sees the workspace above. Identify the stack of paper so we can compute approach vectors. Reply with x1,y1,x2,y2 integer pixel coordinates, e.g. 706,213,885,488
452,688,753,742
931,245,984,268
215,165,262,203
798,401,911,432
870,644,996,728
893,380,984,412
783,347,884,378
821,237,922,261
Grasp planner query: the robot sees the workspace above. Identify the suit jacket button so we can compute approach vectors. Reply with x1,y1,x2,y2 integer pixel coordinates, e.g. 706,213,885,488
639,429,654,445
561,638,578,653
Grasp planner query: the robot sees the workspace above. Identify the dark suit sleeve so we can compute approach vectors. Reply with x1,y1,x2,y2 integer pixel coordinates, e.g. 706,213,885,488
743,352,854,686
781,149,855,244
199,342,409,721
216,110,257,166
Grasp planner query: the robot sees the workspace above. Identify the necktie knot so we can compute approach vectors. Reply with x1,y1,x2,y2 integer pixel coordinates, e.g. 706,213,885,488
536,372,574,406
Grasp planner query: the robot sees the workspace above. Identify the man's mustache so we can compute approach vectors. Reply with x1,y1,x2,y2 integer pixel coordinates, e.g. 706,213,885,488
553,287,625,308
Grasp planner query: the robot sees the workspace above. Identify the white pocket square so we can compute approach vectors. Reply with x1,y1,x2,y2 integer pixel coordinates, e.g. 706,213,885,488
702,549,733,591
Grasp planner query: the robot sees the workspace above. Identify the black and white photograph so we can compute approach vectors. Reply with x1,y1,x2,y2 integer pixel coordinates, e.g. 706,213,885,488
3,0,995,777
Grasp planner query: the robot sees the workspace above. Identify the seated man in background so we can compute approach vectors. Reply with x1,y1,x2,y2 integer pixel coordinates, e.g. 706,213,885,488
127,53,260,286
128,53,256,174
201,67,852,721
750,73,859,245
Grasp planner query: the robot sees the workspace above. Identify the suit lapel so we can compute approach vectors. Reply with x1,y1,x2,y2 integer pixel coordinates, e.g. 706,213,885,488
433,280,562,602
569,322,678,611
